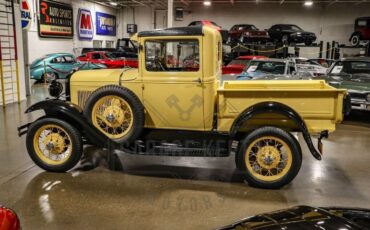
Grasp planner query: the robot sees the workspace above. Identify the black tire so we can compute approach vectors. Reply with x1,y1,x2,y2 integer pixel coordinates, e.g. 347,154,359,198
26,118,83,172
351,34,360,46
83,85,144,144
236,126,302,189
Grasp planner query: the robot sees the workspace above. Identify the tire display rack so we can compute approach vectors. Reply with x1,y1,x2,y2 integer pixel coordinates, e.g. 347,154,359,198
0,0,20,107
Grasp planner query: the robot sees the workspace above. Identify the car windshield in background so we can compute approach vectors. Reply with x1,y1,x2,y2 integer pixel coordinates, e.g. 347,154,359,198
282,25,302,31
145,40,200,72
330,61,370,75
295,59,319,65
229,59,251,65
105,53,117,59
239,25,258,30
245,61,286,75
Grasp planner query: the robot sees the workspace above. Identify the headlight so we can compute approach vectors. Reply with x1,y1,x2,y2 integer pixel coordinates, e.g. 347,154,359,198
367,94,370,102
48,80,63,98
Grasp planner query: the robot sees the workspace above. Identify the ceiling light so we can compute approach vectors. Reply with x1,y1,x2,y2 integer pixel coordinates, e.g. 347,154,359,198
203,1,211,6
109,2,118,6
303,1,313,6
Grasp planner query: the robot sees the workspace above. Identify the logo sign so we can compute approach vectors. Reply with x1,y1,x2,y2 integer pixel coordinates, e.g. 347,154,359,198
21,0,32,30
96,12,116,36
77,9,93,40
38,0,73,38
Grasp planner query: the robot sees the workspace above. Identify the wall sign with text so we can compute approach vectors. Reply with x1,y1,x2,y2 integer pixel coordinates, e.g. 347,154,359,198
77,8,93,40
96,12,116,36
21,0,32,30
38,0,73,38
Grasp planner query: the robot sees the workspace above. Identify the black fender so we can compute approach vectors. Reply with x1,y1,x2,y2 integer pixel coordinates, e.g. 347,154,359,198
24,99,110,148
230,101,323,160
349,32,361,41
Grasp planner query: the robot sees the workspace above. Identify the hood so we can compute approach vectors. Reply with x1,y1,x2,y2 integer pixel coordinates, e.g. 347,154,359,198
327,74,370,91
218,206,366,230
71,68,125,83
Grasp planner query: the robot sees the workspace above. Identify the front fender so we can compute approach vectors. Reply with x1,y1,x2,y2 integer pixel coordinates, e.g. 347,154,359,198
24,100,109,148
230,101,323,160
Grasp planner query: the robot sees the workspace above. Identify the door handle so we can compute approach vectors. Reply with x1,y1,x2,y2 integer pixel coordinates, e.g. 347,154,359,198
193,78,202,84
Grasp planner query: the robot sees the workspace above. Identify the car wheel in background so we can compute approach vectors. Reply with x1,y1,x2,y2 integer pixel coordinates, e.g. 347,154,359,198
351,35,360,46
42,72,58,83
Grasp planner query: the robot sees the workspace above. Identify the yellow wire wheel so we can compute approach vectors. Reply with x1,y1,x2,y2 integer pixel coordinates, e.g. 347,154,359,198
33,124,72,165
245,136,293,182
26,118,83,172
238,127,301,189
83,85,145,144
91,95,134,139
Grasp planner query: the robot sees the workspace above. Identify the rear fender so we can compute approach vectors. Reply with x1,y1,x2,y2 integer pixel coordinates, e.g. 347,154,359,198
230,101,323,160
25,100,110,148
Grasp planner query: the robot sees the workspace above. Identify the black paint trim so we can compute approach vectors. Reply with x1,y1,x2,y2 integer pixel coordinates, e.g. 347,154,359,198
230,101,323,160
138,26,203,37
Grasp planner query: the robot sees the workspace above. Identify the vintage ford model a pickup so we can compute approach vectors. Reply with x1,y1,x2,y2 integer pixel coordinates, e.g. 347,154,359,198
19,26,349,189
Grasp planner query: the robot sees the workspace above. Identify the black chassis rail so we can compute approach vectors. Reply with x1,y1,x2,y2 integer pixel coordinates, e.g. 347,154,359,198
18,100,334,160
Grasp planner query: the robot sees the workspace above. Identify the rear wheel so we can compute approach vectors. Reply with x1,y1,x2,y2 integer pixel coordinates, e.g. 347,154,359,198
26,118,83,172
42,72,58,83
236,127,302,189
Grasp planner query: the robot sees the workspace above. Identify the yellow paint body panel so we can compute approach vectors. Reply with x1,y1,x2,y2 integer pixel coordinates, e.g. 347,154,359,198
70,26,346,135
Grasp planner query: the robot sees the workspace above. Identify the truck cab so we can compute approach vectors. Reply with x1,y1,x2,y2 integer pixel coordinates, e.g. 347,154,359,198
20,26,349,189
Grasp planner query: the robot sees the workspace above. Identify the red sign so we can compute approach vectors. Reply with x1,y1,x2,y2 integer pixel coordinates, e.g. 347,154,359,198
78,8,93,40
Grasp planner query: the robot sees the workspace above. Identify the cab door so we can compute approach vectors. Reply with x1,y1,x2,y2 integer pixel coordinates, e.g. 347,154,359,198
141,38,205,131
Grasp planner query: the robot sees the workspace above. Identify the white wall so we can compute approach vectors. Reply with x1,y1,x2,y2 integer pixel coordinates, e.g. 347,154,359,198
26,0,118,63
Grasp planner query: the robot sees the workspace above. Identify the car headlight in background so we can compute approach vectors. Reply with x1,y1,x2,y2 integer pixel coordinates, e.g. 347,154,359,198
367,94,370,102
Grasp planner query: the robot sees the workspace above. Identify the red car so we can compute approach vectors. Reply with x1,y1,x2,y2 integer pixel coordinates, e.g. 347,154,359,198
77,51,138,69
349,17,370,46
229,24,270,45
0,206,20,230
222,55,267,74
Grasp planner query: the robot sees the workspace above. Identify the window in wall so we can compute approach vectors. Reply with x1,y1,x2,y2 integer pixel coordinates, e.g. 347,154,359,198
106,40,114,48
145,40,199,72
93,40,103,48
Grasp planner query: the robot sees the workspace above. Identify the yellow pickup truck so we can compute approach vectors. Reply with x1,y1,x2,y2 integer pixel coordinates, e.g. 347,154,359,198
19,26,349,189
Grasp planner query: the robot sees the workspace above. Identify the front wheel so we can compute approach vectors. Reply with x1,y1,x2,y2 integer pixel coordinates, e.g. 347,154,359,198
236,127,302,189
26,118,83,172
351,35,360,46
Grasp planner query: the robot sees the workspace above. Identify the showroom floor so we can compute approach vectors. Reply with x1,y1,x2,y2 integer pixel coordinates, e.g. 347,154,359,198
1,84,370,230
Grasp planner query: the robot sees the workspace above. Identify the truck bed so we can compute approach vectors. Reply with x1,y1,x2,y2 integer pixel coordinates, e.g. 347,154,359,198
217,80,347,134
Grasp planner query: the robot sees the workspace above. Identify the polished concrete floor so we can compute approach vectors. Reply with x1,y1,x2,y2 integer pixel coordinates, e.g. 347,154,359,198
1,84,370,229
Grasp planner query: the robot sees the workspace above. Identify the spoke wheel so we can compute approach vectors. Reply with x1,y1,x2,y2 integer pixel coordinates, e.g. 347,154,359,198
236,127,302,189
91,95,134,139
33,124,72,165
245,136,292,182
26,118,83,172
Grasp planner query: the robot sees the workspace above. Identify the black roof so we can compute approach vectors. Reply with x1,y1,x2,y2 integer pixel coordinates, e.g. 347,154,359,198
138,26,204,37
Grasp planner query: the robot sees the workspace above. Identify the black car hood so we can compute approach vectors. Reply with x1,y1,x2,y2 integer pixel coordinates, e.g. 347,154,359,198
283,30,315,35
218,206,370,230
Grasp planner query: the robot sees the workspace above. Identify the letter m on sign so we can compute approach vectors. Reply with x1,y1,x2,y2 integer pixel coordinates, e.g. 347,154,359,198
81,14,91,29
78,8,93,40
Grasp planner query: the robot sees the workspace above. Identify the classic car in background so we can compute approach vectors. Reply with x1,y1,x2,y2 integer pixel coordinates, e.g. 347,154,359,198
267,24,317,45
188,20,229,43
0,206,20,230
309,58,335,68
116,38,139,58
30,53,106,82
290,57,328,77
77,51,138,69
349,17,370,46
228,24,270,45
323,57,370,111
218,205,370,230
222,55,267,74
236,58,298,80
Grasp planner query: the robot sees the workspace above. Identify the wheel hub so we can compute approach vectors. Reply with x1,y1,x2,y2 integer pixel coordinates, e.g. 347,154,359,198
43,133,65,154
102,106,124,127
257,146,281,169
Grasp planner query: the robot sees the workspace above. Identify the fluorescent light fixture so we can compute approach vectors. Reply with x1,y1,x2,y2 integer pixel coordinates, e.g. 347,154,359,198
303,1,313,6
203,1,211,6
109,2,118,6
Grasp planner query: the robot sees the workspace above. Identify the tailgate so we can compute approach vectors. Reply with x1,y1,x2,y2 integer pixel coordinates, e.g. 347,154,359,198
217,80,347,133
